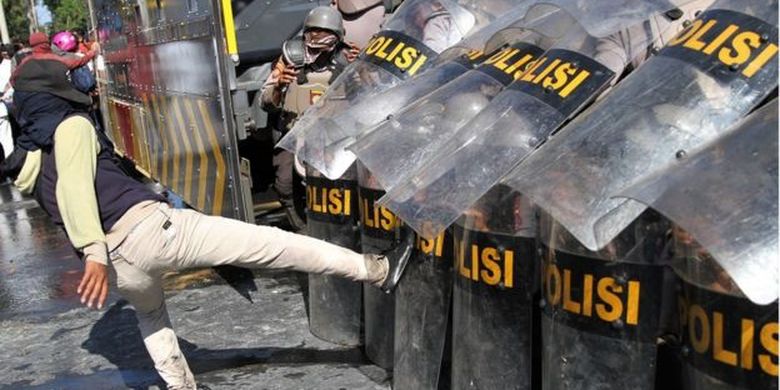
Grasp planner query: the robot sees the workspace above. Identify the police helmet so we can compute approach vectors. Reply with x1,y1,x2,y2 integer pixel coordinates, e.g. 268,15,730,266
337,0,382,15
304,6,345,39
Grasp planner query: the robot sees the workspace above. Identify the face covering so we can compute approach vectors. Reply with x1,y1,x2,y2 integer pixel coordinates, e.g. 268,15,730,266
304,31,338,64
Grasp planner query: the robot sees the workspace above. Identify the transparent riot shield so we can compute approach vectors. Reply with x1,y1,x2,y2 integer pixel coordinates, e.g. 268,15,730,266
539,209,672,390
671,231,778,390
451,185,538,390
381,15,647,238
279,0,517,176
394,226,454,389
305,166,363,345
301,3,546,180
347,9,574,191
357,165,398,369
504,0,779,252
615,101,777,305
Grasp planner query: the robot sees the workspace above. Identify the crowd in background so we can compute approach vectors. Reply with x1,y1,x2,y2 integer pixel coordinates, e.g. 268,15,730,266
0,29,96,166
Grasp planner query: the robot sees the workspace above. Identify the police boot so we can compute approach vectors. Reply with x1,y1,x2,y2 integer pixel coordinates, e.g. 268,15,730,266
365,225,415,293
280,196,306,231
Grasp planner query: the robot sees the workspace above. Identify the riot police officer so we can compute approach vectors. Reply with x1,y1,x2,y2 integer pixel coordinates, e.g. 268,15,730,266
261,6,358,229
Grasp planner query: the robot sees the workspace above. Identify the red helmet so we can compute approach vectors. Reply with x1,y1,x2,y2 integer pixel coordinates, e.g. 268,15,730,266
52,31,77,52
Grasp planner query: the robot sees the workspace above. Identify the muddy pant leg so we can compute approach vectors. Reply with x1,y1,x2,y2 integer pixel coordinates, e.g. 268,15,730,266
111,254,196,390
122,204,368,281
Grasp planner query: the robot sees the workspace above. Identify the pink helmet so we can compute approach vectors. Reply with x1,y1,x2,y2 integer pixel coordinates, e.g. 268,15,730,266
52,31,77,52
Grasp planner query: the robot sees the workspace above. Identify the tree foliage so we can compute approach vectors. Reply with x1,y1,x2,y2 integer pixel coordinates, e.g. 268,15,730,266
48,0,89,33
4,0,33,41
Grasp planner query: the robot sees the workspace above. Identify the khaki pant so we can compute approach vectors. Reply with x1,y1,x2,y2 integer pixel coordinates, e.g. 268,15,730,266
109,202,369,389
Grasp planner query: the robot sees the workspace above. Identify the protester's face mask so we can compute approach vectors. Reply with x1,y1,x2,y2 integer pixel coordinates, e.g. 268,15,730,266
304,29,339,64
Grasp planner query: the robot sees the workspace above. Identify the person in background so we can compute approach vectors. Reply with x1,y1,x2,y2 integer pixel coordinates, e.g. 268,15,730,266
73,30,92,55
261,6,358,229
10,32,98,152
51,30,97,94
0,45,14,159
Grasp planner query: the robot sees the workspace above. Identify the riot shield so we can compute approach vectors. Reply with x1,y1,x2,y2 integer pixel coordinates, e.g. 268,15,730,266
358,166,399,369
394,226,454,389
380,14,654,238
671,234,779,390
347,8,574,191
305,166,363,345
278,0,517,177
298,3,548,180
450,185,538,390
615,101,777,305
504,0,779,252
539,209,671,390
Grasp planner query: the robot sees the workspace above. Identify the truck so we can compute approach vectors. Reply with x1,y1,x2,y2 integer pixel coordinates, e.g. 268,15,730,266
89,0,332,222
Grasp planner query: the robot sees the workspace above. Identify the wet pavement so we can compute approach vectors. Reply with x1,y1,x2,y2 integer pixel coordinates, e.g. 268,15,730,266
0,182,390,389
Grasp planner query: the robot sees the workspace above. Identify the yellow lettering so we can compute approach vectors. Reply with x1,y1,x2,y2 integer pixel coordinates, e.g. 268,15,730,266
365,37,384,55
521,57,547,82
494,49,520,70
533,59,561,84
457,238,470,278
595,278,623,322
625,280,641,325
506,54,533,76
503,250,514,288
379,207,396,231
669,19,703,46
759,322,779,376
703,24,739,54
741,318,755,370
328,189,343,214
542,62,572,90
713,311,738,366
408,54,428,76
719,31,761,66
546,263,562,306
310,187,322,212
395,46,417,69
361,198,372,227
689,304,711,354
376,37,394,59
470,244,479,281
466,49,484,61
743,43,779,78
485,48,512,65
480,247,501,286
683,19,718,51
559,69,590,98
386,42,405,61
343,189,351,215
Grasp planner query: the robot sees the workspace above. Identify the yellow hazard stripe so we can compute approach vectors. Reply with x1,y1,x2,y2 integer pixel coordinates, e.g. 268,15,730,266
220,0,238,58
183,97,209,211
163,97,182,194
172,96,194,203
142,96,160,179
107,103,123,151
149,94,170,187
129,108,145,170
197,99,226,215
135,108,153,177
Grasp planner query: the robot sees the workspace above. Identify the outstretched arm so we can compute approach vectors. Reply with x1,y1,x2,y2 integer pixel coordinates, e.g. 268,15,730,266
53,115,109,310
